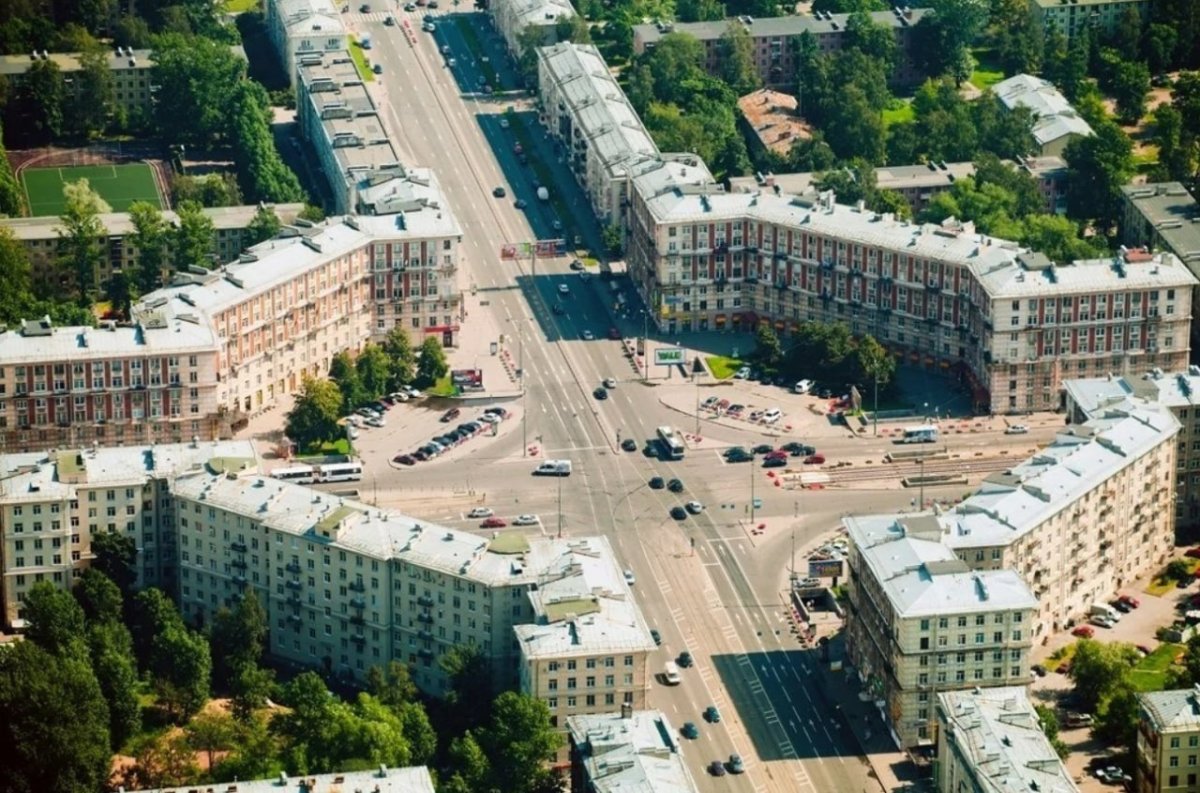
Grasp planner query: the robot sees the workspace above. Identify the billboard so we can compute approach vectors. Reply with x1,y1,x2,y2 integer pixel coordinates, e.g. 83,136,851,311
654,348,686,366
808,558,845,579
450,369,484,390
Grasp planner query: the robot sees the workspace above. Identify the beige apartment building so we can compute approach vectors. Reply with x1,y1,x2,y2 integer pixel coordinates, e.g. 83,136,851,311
632,8,928,90
265,0,346,86
127,767,435,793
1064,368,1200,530
844,513,1037,748
936,687,1078,793
491,0,576,57
0,440,257,628
1030,0,1150,41
1137,687,1200,793
0,203,305,295
0,48,156,116
567,709,700,792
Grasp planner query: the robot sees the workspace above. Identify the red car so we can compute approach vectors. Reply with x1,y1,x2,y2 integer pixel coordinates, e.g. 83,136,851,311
764,450,788,461
481,517,507,528
1118,594,1141,609
1072,625,1094,639
393,454,415,466
804,454,826,465
1188,548,1200,559
441,408,461,423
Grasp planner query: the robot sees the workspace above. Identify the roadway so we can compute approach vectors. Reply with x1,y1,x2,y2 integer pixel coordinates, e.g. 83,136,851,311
335,7,1051,791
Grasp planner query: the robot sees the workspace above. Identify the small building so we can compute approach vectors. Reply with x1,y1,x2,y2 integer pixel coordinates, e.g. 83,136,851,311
736,89,811,159
993,74,1093,158
123,767,436,793
567,707,700,792
1137,686,1200,793
265,0,346,86
936,687,1078,793
1120,183,1200,274
491,0,576,58
1030,0,1151,42
0,48,157,116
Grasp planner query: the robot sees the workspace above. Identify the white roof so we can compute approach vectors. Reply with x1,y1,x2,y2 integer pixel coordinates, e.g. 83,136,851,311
844,514,1037,619
567,710,700,793
974,250,1196,298
0,204,306,242
938,687,1078,793
993,74,1093,146
125,766,434,793
1140,686,1200,732
508,0,575,28
515,535,657,658
276,0,345,35
0,313,217,366
1063,369,1200,416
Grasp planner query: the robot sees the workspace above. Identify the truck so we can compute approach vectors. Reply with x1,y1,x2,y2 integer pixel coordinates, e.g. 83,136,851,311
534,459,572,476
536,186,549,202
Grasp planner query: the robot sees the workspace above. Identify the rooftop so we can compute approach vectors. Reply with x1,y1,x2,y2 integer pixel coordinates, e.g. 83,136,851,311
737,89,811,155
1063,367,1200,416
0,47,154,76
1140,686,1200,733
515,536,657,658
124,766,434,793
844,514,1037,619
0,203,306,242
299,52,402,178
0,311,218,366
567,710,700,793
1120,182,1200,267
993,74,1093,147
276,0,346,36
938,687,1078,793
505,0,575,28
633,8,928,46
729,161,976,198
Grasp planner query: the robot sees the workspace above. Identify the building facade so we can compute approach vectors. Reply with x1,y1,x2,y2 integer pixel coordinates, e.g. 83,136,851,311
1030,0,1151,41
126,767,435,793
0,48,157,116
1137,686,1200,793
632,9,928,90
265,0,346,85
0,203,305,295
567,709,700,792
491,0,576,57
843,513,1037,748
936,687,1078,793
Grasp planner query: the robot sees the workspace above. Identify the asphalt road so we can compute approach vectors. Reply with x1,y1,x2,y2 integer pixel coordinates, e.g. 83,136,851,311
337,8,1056,791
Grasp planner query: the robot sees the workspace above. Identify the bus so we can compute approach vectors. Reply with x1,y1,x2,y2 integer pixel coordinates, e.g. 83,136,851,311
900,425,939,444
656,426,685,460
317,462,364,483
272,465,317,484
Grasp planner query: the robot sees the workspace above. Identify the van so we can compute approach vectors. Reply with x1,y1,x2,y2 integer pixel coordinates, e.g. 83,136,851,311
534,459,572,476
1090,602,1120,622
762,407,782,424
663,662,682,685
793,379,814,394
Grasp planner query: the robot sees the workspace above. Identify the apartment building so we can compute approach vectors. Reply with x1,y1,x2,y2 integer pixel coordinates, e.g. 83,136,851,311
1137,686,1200,793
1120,183,1200,293
515,539,657,737
843,513,1037,748
994,74,1094,158
126,766,435,793
492,0,576,57
297,52,404,215
936,686,1078,793
265,0,346,85
567,708,700,792
0,203,306,294
1030,0,1150,42
0,314,223,452
0,439,257,628
1063,368,1200,529
632,8,928,90
0,47,156,116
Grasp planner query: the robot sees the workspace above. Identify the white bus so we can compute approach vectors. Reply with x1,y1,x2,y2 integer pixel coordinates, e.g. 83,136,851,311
656,426,685,460
317,462,364,483
272,465,317,484
900,425,939,444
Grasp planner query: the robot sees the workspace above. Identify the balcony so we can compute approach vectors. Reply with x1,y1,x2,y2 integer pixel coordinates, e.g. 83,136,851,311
416,612,434,624
231,558,247,569
231,541,247,553
351,634,366,645
285,578,302,590
350,614,365,626
418,628,433,640
349,579,365,592
350,596,366,610
417,595,434,608
286,561,301,573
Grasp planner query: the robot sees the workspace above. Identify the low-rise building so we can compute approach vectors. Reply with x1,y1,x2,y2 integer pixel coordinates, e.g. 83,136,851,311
0,203,305,294
492,0,576,57
567,708,700,792
265,0,346,85
1137,686,1200,793
1120,184,1200,305
1063,368,1200,529
844,512,1038,748
936,686,1078,793
125,766,435,793
632,9,928,90
0,47,157,116
1030,0,1150,42
736,89,810,159
994,74,1094,158
0,439,257,628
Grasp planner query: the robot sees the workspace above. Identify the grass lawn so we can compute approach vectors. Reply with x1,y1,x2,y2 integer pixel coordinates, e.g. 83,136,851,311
1147,558,1200,596
222,0,259,10
348,38,375,83
303,438,351,456
1130,643,1184,691
1045,642,1078,672
882,99,914,127
429,374,458,397
969,48,1006,92
706,355,743,379
22,163,162,216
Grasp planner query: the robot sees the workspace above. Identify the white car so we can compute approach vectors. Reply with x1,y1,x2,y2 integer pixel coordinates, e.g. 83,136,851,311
603,377,616,388
513,514,539,526
1005,424,1030,435
499,118,509,128
346,415,362,427
365,416,385,428
390,391,410,402
793,379,814,394
582,330,594,340
624,569,636,585
685,500,703,514
558,283,570,295
734,366,751,379
479,413,500,425
403,385,423,398
467,507,494,518
347,426,359,440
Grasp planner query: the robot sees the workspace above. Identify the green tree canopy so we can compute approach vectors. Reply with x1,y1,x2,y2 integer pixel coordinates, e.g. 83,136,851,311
1064,120,1135,232
88,620,142,749
245,204,282,246
57,178,108,304
68,46,116,138
417,336,450,385
209,592,268,690
151,33,247,145
356,344,392,402
129,201,169,293
74,567,124,625
91,529,139,602
1068,639,1140,711
382,327,417,390
173,200,216,270
23,580,88,657
285,375,343,450
718,23,760,95
330,351,366,415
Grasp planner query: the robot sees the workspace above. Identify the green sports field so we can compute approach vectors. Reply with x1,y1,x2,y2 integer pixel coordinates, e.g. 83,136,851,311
21,163,163,216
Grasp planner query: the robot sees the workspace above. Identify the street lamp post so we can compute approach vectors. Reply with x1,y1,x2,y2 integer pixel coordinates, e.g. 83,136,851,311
918,457,926,512
557,473,563,539
642,311,649,382
694,371,700,435
873,375,879,437
749,451,757,526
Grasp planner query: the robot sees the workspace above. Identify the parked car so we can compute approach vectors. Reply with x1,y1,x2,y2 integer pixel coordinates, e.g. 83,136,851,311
1072,625,1095,638
621,438,637,452
1090,615,1116,629
649,476,665,489
709,760,727,777
365,416,386,428
763,457,787,468
603,377,616,389
686,500,703,514
492,186,506,198
670,506,687,520
393,454,415,465
677,650,693,667
481,517,507,528
728,754,744,774
624,569,636,585
1005,424,1030,434
1118,594,1141,609
734,366,751,379
650,629,662,645
703,705,721,723
667,478,684,493
804,454,826,465
581,329,594,340
1031,664,1047,677
484,406,508,418
467,507,493,518
752,444,774,454
703,396,720,409
513,514,539,526
764,450,788,461
680,721,699,739
725,449,752,463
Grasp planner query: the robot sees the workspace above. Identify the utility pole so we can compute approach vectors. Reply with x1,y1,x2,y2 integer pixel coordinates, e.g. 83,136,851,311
693,371,700,435
642,311,649,382
918,457,926,512
750,451,757,525
873,374,879,437
519,327,527,457
557,472,563,539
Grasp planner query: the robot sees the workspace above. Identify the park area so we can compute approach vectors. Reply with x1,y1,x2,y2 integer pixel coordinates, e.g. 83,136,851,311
21,163,163,216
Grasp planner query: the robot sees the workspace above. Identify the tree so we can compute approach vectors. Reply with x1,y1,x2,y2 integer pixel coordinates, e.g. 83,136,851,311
355,343,391,402
23,581,87,657
856,334,895,390
285,375,343,451
186,710,237,772
151,623,212,722
914,0,988,83
0,641,111,793
299,203,326,223
1151,105,1196,183
718,23,760,95
1068,639,1139,711
151,33,247,146
417,336,449,385
555,14,591,45
329,351,366,414
1143,23,1177,75
208,714,282,782
1064,120,1135,232
1021,214,1103,263
676,0,725,22
823,84,886,163
754,322,783,367
476,692,563,793
1093,680,1140,747
246,204,282,247
0,123,25,216
229,662,276,722
209,592,268,690
845,10,897,69
68,46,116,137
88,621,142,749
57,178,109,303
226,80,304,203
74,568,124,625
130,587,184,670
124,732,200,790
601,223,623,257
105,270,136,319
173,200,216,270
6,57,65,144
127,201,168,294
440,644,493,735
382,327,417,390
0,227,34,325
1111,59,1151,124
91,529,139,602
1033,704,1069,759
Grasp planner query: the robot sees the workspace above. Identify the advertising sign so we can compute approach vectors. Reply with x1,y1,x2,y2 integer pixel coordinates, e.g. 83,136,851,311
808,558,845,579
655,348,685,366
450,369,484,390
